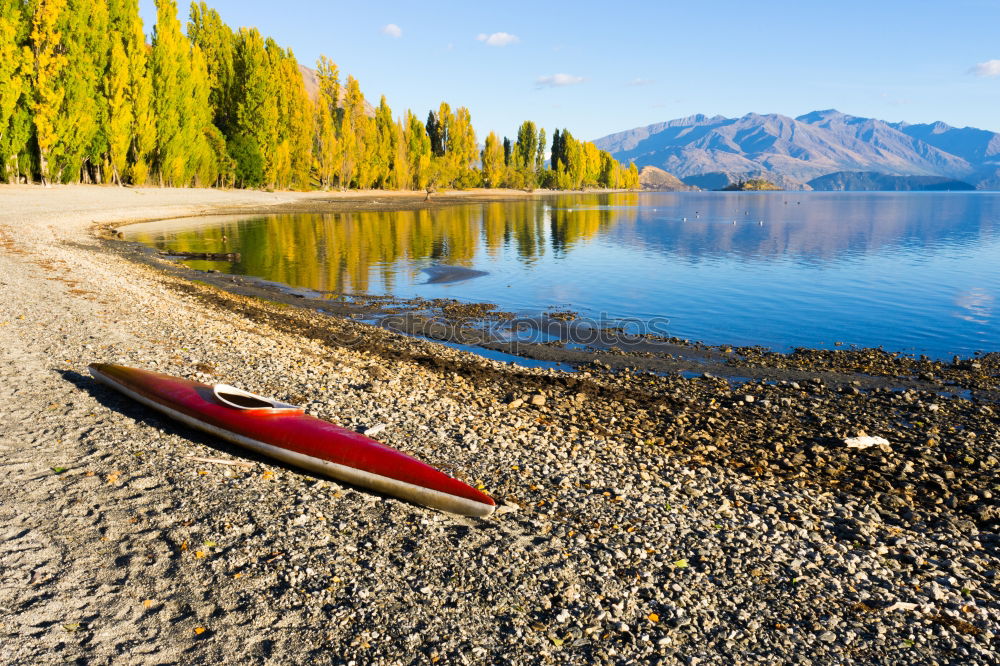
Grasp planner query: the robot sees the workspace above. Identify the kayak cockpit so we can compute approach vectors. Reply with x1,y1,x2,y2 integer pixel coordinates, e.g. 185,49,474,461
212,384,304,413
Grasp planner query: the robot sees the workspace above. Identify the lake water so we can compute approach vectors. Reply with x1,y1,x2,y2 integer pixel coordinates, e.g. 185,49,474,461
124,192,1000,359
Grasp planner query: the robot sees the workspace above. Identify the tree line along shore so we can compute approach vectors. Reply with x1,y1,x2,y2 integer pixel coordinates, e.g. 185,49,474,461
1,0,640,192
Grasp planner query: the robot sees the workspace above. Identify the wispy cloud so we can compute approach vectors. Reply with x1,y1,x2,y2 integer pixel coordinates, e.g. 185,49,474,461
627,78,655,86
536,73,585,88
381,24,402,38
969,59,1000,77
477,32,519,47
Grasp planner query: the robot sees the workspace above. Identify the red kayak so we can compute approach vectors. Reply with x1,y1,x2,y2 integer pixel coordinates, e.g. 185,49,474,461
88,363,496,517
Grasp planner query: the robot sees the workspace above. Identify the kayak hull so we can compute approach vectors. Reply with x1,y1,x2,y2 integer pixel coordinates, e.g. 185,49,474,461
88,363,495,517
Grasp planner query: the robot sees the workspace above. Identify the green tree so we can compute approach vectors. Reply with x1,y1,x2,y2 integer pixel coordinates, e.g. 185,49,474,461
598,150,618,188
426,109,442,157
230,29,278,186
104,38,131,183
151,0,214,186
514,121,537,171
535,127,546,171
187,2,234,135
550,128,563,172
227,132,263,187
510,120,539,189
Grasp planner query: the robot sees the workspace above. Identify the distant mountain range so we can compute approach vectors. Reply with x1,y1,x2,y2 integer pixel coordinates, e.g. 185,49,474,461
594,110,1000,190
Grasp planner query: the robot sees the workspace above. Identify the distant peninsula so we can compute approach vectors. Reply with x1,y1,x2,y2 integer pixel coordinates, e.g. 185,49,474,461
721,178,781,191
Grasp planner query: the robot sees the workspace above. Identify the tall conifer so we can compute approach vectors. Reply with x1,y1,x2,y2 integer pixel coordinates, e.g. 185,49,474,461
481,131,504,188
372,96,395,188
313,55,340,189
404,110,430,190
105,39,131,183
0,0,31,180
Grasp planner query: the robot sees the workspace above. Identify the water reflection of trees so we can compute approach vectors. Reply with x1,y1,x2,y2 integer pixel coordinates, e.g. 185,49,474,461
131,193,638,293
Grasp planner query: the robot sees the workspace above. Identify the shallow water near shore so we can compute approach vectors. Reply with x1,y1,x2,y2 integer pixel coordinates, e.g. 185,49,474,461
124,191,1000,359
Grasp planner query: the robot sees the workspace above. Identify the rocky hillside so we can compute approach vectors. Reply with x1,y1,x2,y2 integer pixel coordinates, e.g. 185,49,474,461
637,165,692,190
595,110,1000,190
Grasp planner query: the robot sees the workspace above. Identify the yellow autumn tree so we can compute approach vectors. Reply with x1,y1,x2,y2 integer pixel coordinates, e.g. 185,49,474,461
480,131,504,188
313,55,340,189
0,0,32,180
404,110,430,190
28,0,68,184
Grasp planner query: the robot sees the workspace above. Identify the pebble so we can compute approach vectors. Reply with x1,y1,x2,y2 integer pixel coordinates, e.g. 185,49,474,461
362,423,387,437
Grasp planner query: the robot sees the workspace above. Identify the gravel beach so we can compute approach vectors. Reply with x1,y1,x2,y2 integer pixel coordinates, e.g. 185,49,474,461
1,184,997,665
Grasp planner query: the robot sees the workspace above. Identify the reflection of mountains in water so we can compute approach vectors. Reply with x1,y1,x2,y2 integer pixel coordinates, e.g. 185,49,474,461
128,194,638,294
128,192,999,293
611,193,1000,263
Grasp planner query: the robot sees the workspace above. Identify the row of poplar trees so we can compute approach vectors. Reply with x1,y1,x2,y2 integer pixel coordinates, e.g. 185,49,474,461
0,0,639,191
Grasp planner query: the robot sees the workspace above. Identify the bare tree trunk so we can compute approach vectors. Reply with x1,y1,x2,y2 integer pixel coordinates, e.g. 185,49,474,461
39,152,49,187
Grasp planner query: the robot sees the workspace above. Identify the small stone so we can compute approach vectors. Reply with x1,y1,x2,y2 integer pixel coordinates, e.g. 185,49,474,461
819,631,837,643
362,423,387,437
743,395,755,403
844,435,890,450
530,394,546,406
507,398,524,409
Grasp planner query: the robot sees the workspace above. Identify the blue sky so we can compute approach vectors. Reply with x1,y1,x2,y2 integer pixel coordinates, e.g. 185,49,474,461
139,0,1000,140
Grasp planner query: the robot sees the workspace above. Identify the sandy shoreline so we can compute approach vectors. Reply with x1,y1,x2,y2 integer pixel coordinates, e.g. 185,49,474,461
1,184,997,664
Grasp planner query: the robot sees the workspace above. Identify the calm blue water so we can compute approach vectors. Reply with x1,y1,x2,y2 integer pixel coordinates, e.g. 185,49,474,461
126,192,1000,358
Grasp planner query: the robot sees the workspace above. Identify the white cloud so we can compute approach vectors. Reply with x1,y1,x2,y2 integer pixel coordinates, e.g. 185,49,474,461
536,73,586,88
477,32,519,47
381,24,402,38
627,77,655,86
969,59,1000,77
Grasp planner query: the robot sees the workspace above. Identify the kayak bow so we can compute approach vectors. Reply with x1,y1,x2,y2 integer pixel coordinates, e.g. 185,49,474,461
88,363,496,517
